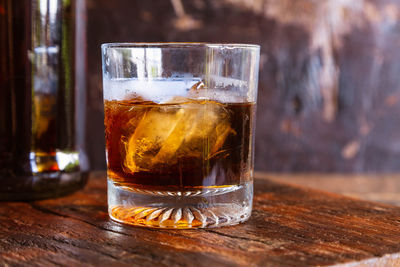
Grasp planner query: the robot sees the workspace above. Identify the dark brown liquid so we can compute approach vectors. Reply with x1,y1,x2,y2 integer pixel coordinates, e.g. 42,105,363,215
0,0,32,175
0,0,87,200
105,98,255,189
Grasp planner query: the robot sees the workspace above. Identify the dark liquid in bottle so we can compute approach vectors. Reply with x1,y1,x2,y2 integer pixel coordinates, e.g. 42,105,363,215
0,0,88,200
104,98,255,191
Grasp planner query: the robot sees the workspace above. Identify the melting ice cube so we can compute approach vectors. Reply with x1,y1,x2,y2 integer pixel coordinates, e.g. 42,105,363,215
122,100,235,173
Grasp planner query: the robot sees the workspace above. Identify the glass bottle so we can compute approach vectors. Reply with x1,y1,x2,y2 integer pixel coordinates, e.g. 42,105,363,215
0,0,88,200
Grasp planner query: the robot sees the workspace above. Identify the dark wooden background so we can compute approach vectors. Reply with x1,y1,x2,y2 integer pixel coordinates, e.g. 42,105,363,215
84,0,400,172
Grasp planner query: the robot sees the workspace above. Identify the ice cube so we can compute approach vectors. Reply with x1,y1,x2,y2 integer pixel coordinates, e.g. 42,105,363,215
104,78,202,103
123,105,187,172
153,100,234,165
152,101,218,164
122,100,235,173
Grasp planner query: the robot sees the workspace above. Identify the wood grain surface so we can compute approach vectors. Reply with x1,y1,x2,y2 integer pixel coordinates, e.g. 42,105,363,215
258,172,400,206
1,172,400,266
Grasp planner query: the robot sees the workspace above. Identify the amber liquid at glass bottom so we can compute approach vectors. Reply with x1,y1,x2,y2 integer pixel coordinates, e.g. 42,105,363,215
105,97,255,228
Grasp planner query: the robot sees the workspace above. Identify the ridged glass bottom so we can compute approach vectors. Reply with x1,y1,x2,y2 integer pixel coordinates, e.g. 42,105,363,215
108,179,253,229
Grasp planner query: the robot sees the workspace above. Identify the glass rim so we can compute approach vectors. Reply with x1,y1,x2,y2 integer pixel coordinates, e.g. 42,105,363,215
101,42,260,50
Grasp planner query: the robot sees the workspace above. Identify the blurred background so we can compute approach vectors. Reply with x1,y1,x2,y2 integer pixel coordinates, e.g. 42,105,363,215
85,0,400,173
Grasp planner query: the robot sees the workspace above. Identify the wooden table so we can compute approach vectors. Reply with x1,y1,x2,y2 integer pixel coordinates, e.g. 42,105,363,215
259,172,400,206
1,172,400,266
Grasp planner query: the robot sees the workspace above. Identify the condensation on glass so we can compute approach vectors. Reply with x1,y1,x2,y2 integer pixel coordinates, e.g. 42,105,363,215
102,43,260,229
0,0,88,200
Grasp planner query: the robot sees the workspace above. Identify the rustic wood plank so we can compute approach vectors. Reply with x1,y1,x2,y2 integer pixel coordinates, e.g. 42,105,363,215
258,172,400,206
1,172,400,266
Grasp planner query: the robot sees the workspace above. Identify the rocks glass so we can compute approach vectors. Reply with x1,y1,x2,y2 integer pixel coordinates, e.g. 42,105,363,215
102,43,259,228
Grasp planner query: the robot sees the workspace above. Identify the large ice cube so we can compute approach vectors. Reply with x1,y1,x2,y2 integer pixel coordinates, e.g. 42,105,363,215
123,104,185,172
122,99,235,173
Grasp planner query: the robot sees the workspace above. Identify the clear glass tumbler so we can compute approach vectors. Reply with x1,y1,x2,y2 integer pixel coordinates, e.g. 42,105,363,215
102,43,260,228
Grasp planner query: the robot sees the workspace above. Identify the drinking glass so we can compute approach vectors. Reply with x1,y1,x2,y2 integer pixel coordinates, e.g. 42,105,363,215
102,43,260,228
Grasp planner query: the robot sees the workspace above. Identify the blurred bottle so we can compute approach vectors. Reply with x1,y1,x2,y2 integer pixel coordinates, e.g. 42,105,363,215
0,0,88,200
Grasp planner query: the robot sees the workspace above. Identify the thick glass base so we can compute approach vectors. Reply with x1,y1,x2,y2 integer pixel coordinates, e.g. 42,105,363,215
108,179,253,229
